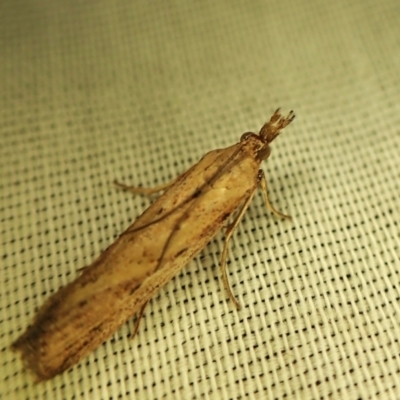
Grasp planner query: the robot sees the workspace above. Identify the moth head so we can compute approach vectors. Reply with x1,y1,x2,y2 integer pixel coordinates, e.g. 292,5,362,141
240,109,295,161
259,109,295,144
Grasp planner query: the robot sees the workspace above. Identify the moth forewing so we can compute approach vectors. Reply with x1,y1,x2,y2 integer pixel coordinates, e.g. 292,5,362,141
12,109,295,381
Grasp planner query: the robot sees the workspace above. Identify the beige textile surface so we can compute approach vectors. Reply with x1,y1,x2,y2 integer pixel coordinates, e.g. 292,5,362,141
1,0,399,399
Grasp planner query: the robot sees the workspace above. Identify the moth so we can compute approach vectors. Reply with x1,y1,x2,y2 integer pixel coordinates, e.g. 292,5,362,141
12,109,295,381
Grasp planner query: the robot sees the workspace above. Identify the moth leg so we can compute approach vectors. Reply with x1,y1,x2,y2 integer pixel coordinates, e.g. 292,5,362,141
130,301,148,339
220,184,259,310
114,177,179,195
258,170,291,219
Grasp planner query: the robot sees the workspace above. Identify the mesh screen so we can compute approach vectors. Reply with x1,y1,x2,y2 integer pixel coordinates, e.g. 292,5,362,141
1,1,399,399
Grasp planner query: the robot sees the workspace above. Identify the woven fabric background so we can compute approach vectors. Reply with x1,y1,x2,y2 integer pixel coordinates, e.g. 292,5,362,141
1,1,399,399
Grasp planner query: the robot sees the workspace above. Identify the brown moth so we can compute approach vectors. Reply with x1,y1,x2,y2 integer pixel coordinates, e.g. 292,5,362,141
12,109,295,381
